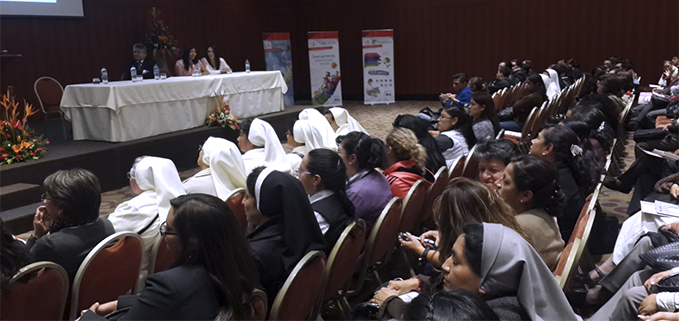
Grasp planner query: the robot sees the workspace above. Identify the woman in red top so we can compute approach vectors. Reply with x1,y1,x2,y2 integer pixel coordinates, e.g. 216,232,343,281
383,128,434,199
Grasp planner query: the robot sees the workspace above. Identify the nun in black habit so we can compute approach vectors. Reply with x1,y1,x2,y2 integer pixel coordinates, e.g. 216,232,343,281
244,166,327,300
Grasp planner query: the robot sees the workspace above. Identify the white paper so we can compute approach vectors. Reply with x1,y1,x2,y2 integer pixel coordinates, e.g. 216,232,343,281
398,291,420,303
656,200,679,217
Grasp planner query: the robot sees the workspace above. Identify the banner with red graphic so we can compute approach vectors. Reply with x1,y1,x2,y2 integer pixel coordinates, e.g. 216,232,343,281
362,29,395,104
263,32,294,106
308,31,342,106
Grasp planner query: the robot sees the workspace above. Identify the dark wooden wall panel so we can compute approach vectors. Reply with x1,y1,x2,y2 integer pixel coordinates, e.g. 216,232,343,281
1,0,676,108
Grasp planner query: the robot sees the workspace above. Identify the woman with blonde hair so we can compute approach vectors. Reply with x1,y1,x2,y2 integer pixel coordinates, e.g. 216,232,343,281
400,177,531,267
383,127,434,199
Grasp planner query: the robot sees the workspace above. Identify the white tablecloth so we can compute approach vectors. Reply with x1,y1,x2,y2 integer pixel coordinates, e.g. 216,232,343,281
61,71,287,142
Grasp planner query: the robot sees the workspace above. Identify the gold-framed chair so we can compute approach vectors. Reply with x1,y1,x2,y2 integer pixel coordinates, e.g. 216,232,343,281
69,232,144,320
1,261,69,320
268,251,327,321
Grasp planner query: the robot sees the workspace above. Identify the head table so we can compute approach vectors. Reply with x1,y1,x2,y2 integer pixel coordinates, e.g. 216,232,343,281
60,71,288,142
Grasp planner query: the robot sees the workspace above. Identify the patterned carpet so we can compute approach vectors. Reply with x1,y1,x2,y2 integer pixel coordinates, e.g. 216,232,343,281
98,100,634,224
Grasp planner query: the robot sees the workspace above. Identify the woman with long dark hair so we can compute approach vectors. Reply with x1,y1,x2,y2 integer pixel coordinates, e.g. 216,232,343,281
201,45,231,74
82,194,259,320
469,91,500,142
496,155,565,270
530,125,597,241
436,106,476,167
174,46,205,76
298,148,355,252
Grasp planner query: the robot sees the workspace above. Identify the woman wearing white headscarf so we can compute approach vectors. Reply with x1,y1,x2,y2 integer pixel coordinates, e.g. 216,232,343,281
285,120,326,172
545,68,562,100
325,107,369,136
237,118,291,174
108,156,186,276
183,137,246,200
299,108,337,150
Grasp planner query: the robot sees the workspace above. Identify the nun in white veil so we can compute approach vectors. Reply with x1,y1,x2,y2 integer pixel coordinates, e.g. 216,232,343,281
183,136,247,200
108,156,186,275
299,108,337,150
238,118,291,174
286,120,325,172
326,107,369,136
545,69,562,100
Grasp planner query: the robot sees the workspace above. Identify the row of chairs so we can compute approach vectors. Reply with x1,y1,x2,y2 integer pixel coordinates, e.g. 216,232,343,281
492,82,527,112
501,76,587,152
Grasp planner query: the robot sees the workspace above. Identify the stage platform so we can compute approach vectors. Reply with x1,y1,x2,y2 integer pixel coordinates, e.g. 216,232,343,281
0,104,318,233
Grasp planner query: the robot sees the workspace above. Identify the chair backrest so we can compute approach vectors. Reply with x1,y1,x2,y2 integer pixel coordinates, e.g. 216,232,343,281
398,180,428,233
34,76,64,113
149,235,178,274
421,166,448,221
70,232,144,320
447,155,466,180
366,197,403,268
269,251,326,321
322,220,367,301
553,193,594,289
461,145,479,179
225,188,248,231
1,261,69,320
520,106,539,143
246,288,268,321
346,198,402,297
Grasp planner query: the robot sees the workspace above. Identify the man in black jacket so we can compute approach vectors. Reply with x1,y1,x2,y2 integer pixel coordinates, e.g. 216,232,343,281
123,43,156,80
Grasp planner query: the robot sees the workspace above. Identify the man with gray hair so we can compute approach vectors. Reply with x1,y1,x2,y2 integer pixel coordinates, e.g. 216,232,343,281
123,43,156,80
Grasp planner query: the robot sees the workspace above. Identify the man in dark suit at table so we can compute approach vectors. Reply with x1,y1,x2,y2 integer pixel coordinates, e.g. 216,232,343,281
123,43,156,80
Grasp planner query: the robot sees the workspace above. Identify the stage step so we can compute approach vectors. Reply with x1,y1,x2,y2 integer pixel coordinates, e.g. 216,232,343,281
1,201,41,235
0,183,42,211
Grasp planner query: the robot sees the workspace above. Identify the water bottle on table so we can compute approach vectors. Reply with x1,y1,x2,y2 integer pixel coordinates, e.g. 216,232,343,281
101,67,108,84
245,59,250,73
130,66,137,82
153,64,160,80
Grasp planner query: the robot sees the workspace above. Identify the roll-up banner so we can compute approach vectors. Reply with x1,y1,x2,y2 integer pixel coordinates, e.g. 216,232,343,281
308,31,342,106
362,29,395,105
263,32,294,106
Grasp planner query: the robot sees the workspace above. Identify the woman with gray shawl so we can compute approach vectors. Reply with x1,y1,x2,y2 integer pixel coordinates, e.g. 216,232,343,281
372,222,581,320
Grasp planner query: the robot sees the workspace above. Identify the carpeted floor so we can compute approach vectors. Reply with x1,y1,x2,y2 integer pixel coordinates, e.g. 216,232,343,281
98,100,634,224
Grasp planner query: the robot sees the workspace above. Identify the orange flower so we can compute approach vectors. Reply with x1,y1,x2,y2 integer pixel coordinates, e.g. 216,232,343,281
12,144,22,153
21,141,31,149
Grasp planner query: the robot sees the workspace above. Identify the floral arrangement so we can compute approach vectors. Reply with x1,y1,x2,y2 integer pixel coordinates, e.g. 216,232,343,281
206,95,241,130
1,90,49,165
144,7,180,58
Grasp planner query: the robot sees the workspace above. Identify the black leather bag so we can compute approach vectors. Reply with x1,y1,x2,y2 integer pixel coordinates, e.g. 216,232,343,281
640,241,679,272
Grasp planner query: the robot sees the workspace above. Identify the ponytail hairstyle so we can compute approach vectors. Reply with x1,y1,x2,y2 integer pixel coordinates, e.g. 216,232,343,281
567,105,614,152
306,148,356,217
468,76,486,93
442,106,477,149
510,155,565,217
470,91,501,134
385,128,428,169
541,125,597,194
335,131,388,170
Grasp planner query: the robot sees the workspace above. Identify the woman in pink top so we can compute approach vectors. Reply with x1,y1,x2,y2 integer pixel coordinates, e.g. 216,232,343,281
174,46,206,76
